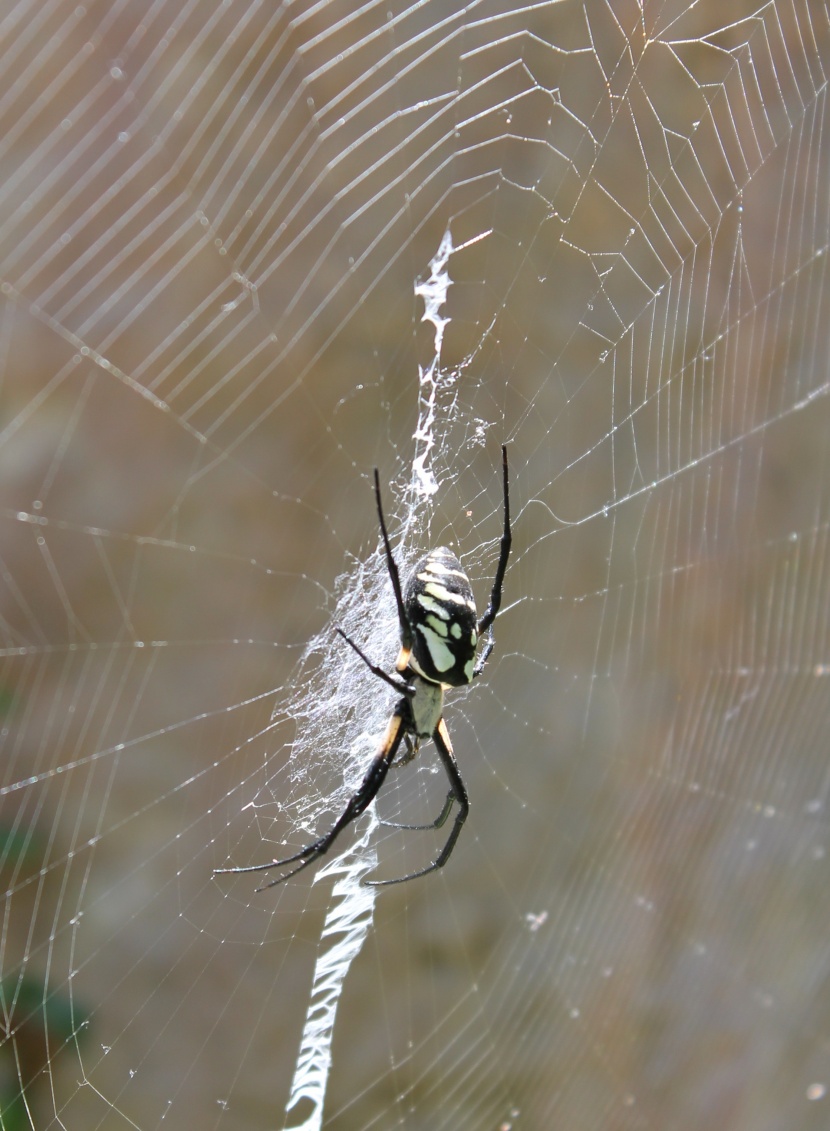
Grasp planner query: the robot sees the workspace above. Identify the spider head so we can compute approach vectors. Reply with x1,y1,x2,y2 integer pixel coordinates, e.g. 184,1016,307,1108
408,676,445,739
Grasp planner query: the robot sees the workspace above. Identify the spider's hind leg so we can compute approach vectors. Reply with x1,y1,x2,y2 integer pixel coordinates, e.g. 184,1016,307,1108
472,634,494,678
476,444,512,639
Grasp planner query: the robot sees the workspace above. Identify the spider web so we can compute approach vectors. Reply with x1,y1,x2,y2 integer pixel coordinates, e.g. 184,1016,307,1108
2,2,830,1129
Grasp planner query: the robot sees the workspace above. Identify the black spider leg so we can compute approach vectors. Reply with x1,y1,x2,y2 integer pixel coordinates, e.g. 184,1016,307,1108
334,634,460,867
366,717,469,886
214,705,410,890
391,734,418,768
372,469,411,658
336,626,417,772
335,627,412,696
378,778,454,831
473,444,512,678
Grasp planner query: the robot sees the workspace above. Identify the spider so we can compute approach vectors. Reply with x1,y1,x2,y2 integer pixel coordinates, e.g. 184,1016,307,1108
215,445,511,889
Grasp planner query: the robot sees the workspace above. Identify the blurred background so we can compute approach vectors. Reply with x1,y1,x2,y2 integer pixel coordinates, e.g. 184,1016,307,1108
2,1,830,1128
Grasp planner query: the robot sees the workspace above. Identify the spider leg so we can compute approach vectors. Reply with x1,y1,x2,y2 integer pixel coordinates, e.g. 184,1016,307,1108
379,733,455,828
372,469,412,659
379,789,455,831
391,732,417,767
471,637,494,679
476,444,512,638
335,627,412,696
214,706,408,890
366,717,469,886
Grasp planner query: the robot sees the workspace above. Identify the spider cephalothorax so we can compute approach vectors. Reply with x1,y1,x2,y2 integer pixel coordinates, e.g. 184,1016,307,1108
216,446,511,889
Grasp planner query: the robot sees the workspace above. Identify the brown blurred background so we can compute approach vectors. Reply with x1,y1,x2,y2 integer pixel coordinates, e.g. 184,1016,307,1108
2,2,830,1129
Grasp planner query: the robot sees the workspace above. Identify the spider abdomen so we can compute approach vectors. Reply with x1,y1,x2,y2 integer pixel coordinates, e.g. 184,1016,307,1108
403,546,478,687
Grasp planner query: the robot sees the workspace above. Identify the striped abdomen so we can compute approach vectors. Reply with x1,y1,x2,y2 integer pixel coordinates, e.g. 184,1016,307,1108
403,546,478,687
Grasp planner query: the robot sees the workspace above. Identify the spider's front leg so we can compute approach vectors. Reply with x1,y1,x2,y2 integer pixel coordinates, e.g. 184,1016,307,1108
379,733,458,832
367,718,469,886
392,733,418,768
215,705,409,890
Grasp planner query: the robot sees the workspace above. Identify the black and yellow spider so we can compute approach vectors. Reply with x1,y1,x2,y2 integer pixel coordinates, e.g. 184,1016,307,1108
216,446,511,889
